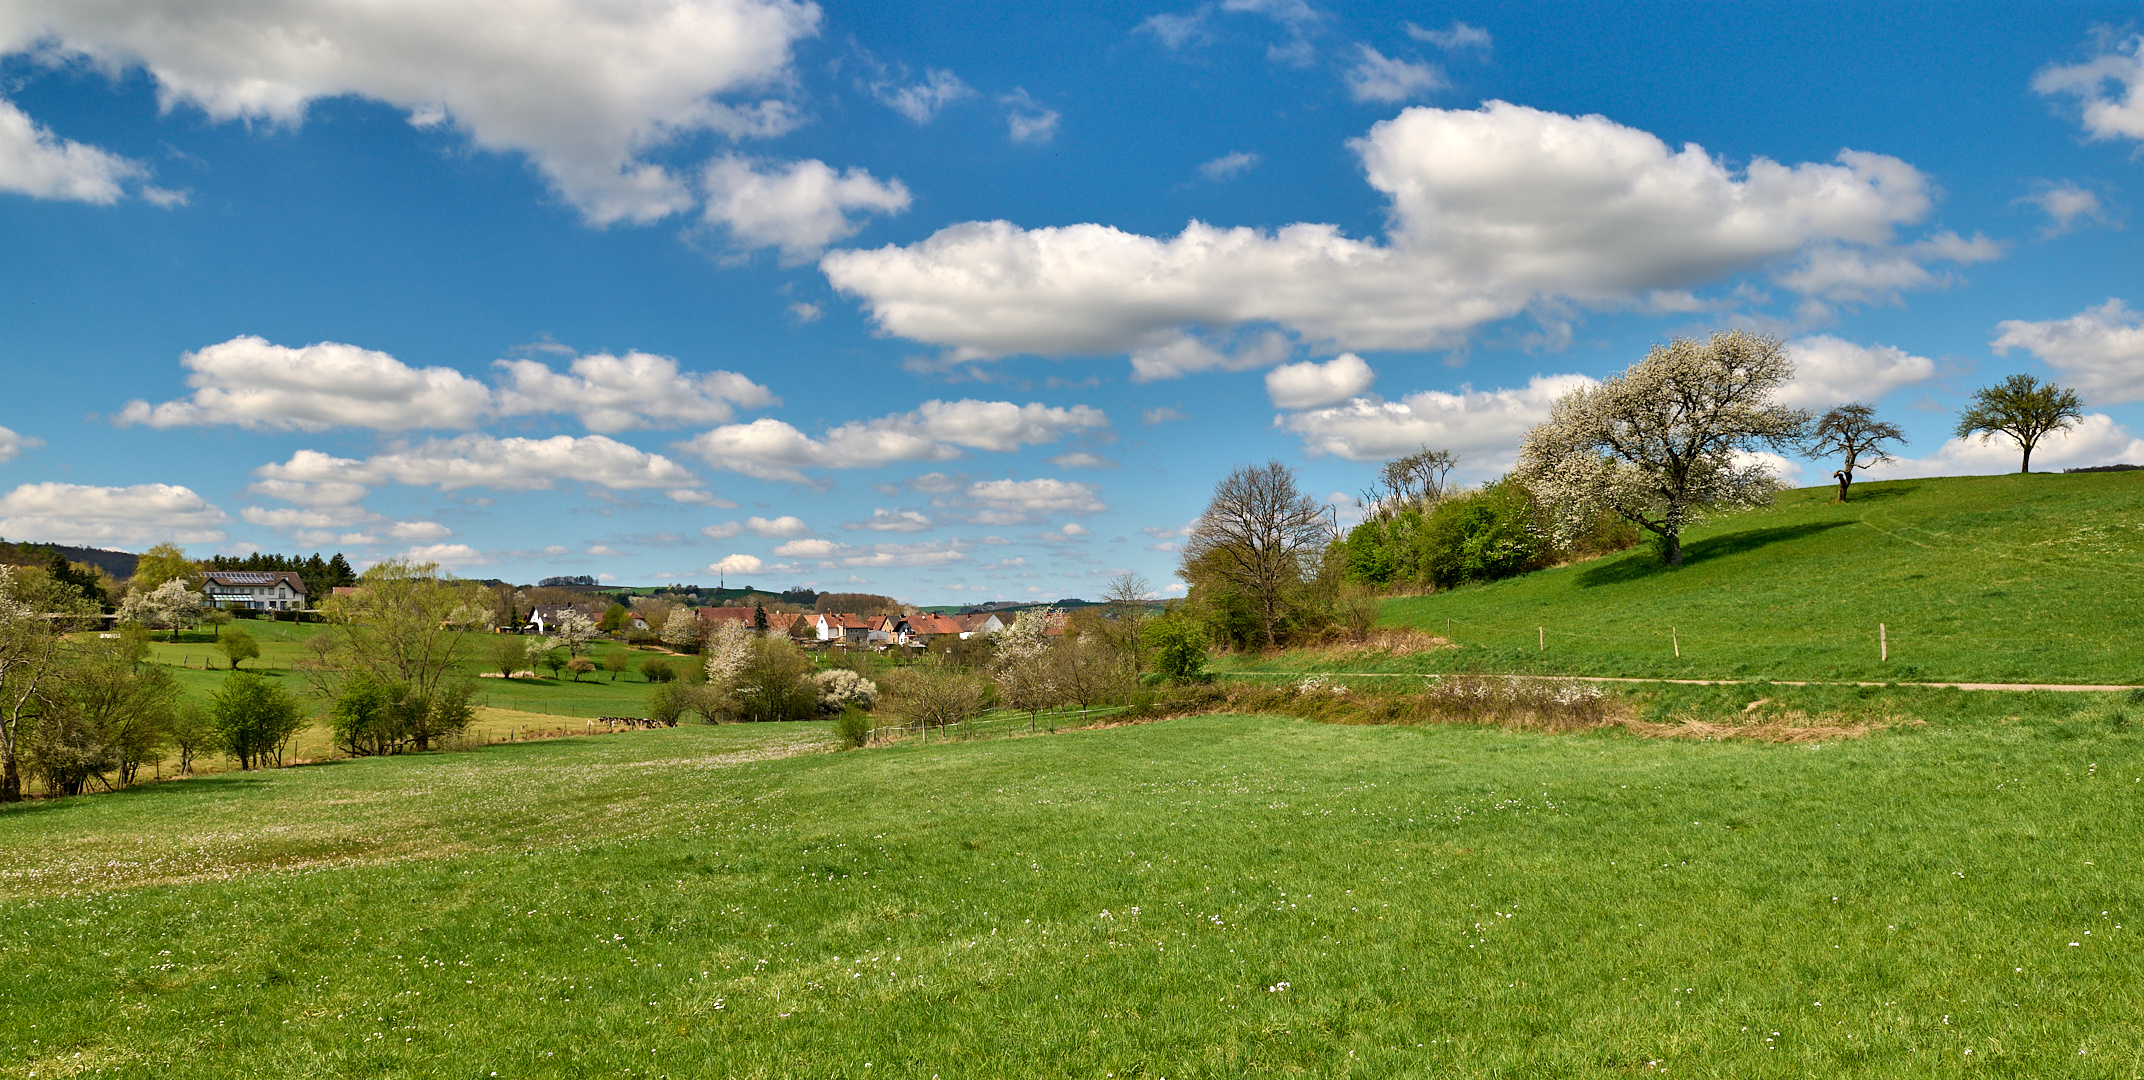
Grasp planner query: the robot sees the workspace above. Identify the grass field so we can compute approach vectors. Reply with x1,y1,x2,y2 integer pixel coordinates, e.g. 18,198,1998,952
1281,471,2144,686
139,625,680,713
5,693,2142,1078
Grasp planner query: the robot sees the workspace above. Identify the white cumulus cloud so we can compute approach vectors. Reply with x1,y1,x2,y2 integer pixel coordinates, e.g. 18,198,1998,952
1991,298,2144,404
1265,352,1376,408
2035,34,2144,145
702,155,912,262
492,350,777,431
1001,88,1060,144
679,399,1108,481
1344,45,1444,103
843,509,934,532
0,482,228,545
1777,335,1938,410
0,426,41,464
406,543,489,568
950,478,1106,524
256,435,702,495
118,336,491,431
2019,181,2112,237
710,553,765,575
1,0,824,225
0,96,146,203
873,68,974,124
824,102,1976,365
1200,151,1260,181
1277,373,1596,472
1405,21,1491,54
122,336,775,433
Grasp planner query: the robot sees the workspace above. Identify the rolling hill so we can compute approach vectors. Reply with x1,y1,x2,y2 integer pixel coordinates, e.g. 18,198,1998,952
1348,471,2144,685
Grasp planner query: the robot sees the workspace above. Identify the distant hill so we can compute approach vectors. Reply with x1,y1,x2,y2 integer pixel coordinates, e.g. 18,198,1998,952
0,539,138,579
1367,472,2144,686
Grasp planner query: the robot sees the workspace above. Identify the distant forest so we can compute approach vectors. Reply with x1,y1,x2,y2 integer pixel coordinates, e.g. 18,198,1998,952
0,539,139,579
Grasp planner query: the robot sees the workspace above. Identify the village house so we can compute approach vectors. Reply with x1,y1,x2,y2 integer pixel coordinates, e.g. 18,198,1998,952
525,603,597,635
953,612,1006,638
200,570,307,612
814,613,875,646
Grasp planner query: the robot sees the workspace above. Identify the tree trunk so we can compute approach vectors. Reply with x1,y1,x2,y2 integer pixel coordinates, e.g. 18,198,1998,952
1660,502,1685,567
1,754,18,802
2020,442,2033,474
1834,470,1851,503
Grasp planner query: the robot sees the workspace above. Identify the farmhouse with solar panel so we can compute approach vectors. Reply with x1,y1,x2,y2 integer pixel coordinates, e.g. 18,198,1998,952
199,570,307,612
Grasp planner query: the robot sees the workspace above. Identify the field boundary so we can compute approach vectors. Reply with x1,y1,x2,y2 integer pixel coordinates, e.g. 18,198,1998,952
1218,670,2141,693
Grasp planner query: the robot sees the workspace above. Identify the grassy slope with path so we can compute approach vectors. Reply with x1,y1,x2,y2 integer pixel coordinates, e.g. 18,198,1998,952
1280,472,2142,686
4,702,2142,1077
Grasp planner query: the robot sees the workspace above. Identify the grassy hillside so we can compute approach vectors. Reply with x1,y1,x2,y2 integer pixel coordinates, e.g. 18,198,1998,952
5,701,2142,1077
1348,471,2144,685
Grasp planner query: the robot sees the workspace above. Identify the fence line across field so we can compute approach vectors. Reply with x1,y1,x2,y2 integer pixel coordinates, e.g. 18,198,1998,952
1427,615,2098,658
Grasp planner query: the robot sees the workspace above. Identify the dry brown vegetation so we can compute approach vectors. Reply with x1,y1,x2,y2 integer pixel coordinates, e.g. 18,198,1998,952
1123,674,1897,743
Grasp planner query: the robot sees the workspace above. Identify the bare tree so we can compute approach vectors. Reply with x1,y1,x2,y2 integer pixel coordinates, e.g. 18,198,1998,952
1100,572,1151,673
1807,403,1906,501
889,656,986,739
1360,446,1457,518
1955,374,2083,473
1181,461,1334,648
1050,630,1134,726
1519,330,1809,567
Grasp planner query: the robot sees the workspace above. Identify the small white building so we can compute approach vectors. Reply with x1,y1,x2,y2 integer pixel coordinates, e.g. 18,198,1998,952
201,571,307,612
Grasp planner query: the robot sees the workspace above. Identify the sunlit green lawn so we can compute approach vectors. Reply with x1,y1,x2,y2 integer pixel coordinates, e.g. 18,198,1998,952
5,698,2140,1077
1310,472,2144,685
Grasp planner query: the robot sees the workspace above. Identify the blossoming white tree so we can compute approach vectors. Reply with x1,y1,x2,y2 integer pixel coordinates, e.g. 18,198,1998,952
660,607,701,652
1518,329,1809,567
117,578,207,640
993,607,1059,726
549,608,599,655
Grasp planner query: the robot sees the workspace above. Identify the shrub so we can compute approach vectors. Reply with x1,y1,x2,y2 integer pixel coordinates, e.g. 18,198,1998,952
212,671,306,770
1416,480,1547,589
885,658,985,732
832,705,873,748
638,656,675,683
813,668,878,714
727,636,816,722
1144,615,1208,681
566,656,596,681
218,628,260,670
646,681,691,725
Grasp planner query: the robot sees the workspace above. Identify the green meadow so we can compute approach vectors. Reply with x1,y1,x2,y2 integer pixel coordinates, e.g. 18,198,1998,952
1250,472,2144,686
6,694,2144,1078
9,473,2144,1076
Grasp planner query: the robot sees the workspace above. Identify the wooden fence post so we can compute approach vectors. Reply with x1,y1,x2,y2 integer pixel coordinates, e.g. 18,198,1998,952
1880,622,1887,663
1671,628,1679,658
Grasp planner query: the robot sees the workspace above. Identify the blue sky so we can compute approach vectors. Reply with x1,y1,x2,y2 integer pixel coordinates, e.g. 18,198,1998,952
2,1,2141,602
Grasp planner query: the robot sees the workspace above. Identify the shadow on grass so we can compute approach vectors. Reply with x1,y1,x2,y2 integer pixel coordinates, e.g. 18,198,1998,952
1579,521,1855,587
1837,482,1918,503
0,772,282,815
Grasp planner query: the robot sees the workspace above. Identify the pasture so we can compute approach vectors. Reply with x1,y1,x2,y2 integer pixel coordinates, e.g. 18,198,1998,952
4,695,2141,1077
1275,471,2144,686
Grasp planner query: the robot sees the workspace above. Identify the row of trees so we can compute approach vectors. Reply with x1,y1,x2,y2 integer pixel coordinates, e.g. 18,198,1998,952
0,565,306,800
